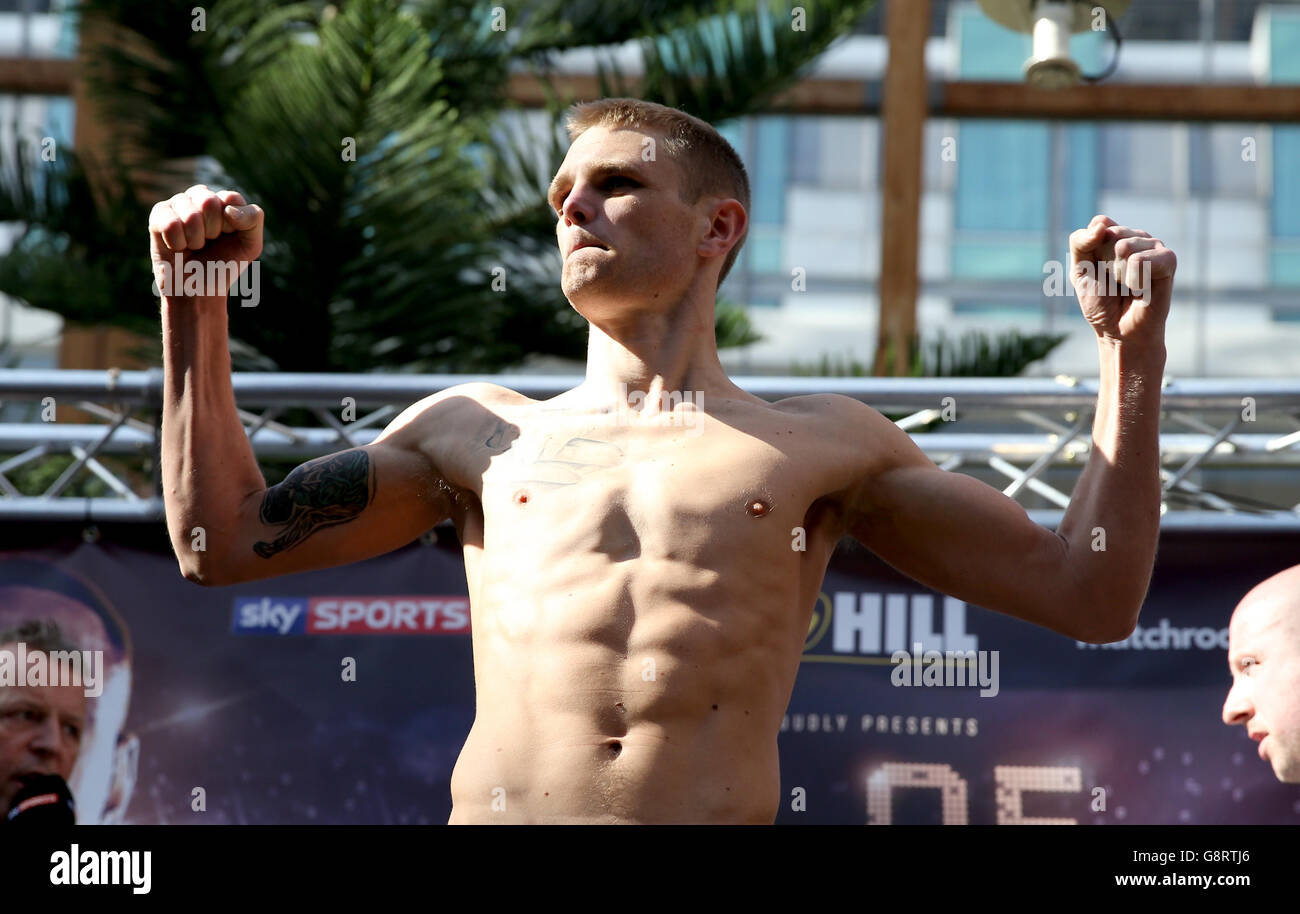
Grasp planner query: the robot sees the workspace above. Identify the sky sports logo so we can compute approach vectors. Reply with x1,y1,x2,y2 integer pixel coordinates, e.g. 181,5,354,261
232,596,471,635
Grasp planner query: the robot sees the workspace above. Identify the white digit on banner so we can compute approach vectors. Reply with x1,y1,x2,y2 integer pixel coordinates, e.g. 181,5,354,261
866,762,968,825
994,765,1082,825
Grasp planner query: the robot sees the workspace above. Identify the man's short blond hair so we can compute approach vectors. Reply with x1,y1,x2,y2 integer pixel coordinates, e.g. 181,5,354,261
563,97,751,289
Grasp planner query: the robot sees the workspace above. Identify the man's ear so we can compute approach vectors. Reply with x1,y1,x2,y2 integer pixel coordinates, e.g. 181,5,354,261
699,199,747,258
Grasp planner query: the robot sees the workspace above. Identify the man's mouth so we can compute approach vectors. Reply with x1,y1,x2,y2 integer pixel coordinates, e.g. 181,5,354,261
570,238,609,255
11,770,51,786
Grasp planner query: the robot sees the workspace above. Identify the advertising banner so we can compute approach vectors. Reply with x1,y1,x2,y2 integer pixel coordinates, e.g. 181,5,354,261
1,525,1295,825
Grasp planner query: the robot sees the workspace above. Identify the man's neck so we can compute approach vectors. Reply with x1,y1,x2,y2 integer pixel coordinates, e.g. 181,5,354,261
577,308,744,413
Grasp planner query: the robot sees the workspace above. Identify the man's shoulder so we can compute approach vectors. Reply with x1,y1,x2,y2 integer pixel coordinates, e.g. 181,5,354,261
766,393,919,479
402,381,529,422
375,382,524,451
427,381,525,407
769,392,890,428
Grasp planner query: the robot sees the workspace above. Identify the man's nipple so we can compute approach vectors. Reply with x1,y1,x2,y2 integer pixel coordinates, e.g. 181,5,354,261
746,499,770,517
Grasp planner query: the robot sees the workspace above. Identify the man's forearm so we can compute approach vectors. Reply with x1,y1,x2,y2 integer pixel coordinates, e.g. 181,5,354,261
1056,338,1167,634
161,295,267,579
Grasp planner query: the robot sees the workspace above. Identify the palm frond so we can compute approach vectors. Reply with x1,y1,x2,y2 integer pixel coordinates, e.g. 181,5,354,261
7,0,875,372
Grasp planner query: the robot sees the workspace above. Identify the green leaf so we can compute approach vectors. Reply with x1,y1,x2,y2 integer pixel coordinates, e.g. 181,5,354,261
4,0,876,372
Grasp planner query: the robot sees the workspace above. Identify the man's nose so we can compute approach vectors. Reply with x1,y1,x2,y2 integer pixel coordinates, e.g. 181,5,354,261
561,187,591,224
1222,682,1253,726
28,716,66,758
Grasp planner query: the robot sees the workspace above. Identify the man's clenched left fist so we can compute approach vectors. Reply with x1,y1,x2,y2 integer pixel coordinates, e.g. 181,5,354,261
1069,213,1177,350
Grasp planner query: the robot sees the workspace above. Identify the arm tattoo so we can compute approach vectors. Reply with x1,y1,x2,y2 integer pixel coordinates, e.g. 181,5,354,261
484,420,510,450
253,449,375,558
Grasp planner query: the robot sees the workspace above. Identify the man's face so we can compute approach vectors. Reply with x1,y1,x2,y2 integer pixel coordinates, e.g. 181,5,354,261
0,589,135,823
548,126,714,317
1222,587,1300,783
0,644,86,814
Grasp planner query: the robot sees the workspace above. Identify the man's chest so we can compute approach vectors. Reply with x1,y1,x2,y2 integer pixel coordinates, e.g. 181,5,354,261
472,419,827,558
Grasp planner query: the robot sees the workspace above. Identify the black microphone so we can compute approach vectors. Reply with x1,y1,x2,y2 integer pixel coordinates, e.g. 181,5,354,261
6,774,75,825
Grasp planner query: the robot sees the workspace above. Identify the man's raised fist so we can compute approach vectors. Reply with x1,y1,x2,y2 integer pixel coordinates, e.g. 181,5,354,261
1068,214,1177,351
149,185,263,301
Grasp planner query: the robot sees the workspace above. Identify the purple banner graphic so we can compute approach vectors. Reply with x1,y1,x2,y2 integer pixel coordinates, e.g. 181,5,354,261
1,527,1296,824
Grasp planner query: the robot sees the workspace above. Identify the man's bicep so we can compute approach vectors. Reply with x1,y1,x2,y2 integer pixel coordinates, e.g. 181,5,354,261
847,455,1078,637
218,442,451,585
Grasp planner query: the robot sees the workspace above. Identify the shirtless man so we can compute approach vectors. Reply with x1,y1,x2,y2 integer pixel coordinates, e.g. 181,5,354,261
152,98,1176,824
1222,564,1300,784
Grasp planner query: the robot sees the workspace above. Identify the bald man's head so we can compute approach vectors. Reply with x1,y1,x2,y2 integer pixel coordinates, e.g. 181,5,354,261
1222,564,1300,783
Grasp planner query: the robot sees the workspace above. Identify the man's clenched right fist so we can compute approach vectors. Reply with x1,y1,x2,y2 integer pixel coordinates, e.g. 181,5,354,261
149,184,263,301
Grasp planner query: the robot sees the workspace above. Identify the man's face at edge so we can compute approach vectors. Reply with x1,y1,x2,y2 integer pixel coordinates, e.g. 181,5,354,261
0,589,132,822
1222,581,1300,784
0,640,87,815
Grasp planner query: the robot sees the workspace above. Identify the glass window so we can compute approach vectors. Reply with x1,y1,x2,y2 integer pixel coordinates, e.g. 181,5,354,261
1214,1,1272,41
1271,247,1300,287
1268,7,1300,83
747,227,783,276
789,116,820,185
716,119,746,162
955,121,1049,231
1100,124,1178,195
952,239,1049,280
952,300,1041,319
956,5,1031,80
820,117,870,190
1064,124,1099,230
952,118,1049,281
1273,127,1300,238
752,117,788,226
1188,124,1264,198
1111,0,1200,41
924,120,956,193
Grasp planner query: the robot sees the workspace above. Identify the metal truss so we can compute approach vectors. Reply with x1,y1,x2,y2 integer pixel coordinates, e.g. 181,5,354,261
1,369,1298,529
